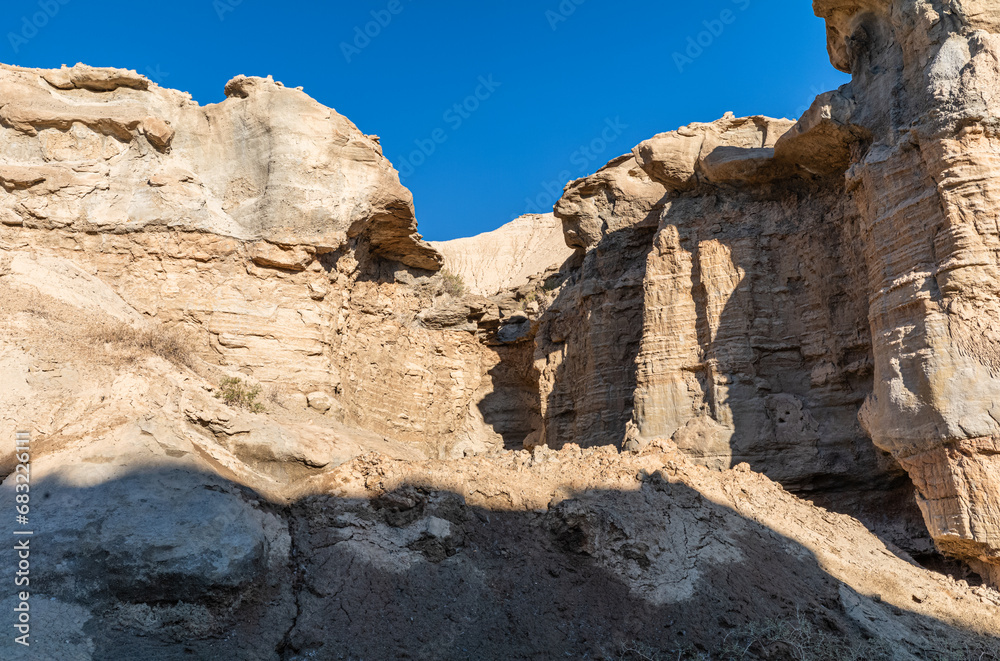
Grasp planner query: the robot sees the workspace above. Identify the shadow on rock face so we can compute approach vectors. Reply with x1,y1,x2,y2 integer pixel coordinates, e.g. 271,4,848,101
0,467,296,661
531,223,658,452
2,465,998,661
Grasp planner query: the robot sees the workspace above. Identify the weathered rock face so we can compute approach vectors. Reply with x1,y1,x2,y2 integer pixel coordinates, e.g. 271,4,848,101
6,9,1000,653
540,118,894,504
555,154,669,251
632,113,799,190
800,0,1000,584
629,180,879,492
0,63,526,460
0,64,439,269
535,0,1000,585
529,2,1000,583
533,155,666,449
0,224,512,458
430,213,573,297
0,61,911,505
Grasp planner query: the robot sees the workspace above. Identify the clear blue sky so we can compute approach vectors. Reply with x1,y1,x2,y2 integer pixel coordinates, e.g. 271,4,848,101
4,0,848,241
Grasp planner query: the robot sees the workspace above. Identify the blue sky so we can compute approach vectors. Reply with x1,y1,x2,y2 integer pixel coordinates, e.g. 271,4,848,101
4,0,848,241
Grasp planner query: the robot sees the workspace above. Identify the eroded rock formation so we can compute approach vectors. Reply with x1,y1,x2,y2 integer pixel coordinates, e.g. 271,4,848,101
430,213,573,297
810,0,1000,585
535,0,1000,587
0,62,532,461
3,0,1000,655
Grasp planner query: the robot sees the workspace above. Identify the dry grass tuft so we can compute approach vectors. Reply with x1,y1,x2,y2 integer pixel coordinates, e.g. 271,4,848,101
263,383,283,406
89,321,195,369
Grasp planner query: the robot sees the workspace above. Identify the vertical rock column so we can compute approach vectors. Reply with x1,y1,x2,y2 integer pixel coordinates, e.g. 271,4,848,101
816,0,1000,582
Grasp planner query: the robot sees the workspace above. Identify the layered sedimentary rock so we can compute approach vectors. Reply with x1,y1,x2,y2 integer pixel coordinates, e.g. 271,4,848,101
430,213,573,297
0,64,439,268
9,204,990,658
5,4,1000,652
805,0,1000,584
539,117,892,506
623,115,882,495
0,63,526,459
531,0,1000,582
534,154,667,449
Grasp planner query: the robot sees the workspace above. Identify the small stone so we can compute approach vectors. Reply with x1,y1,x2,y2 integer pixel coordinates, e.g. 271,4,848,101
142,117,175,152
287,393,308,410
308,281,328,301
307,391,333,413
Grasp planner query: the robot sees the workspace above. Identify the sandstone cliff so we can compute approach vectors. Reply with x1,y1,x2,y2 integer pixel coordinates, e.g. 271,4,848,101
3,0,1000,655
430,213,573,297
0,64,440,269
808,0,1000,588
532,0,1000,588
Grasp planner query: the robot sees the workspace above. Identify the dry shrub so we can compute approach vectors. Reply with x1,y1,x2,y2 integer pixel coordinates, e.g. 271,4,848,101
217,377,265,413
89,321,194,369
440,270,466,297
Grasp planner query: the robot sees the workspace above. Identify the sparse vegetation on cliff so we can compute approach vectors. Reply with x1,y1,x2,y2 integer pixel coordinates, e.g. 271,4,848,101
216,376,265,413
440,269,466,297
90,321,194,369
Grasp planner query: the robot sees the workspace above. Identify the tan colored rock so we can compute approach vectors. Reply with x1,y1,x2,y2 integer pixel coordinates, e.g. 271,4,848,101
0,223,504,459
543,104,885,505
809,0,1000,583
0,62,502,466
67,63,150,91
534,154,668,450
0,63,440,269
40,64,150,92
670,416,732,471
539,119,884,506
140,116,174,151
430,213,573,297
307,391,334,413
634,113,798,189
249,241,313,271
555,153,667,251
7,14,1000,653
774,87,869,175
631,130,703,191
2,285,995,661
40,66,73,89
955,0,1000,31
